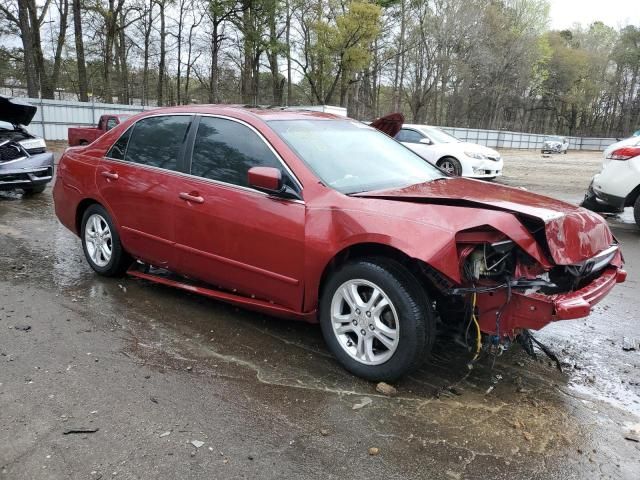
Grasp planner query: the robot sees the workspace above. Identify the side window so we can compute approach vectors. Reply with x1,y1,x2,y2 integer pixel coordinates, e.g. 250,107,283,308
124,115,191,171
106,118,118,131
396,129,424,143
107,126,132,160
191,117,292,189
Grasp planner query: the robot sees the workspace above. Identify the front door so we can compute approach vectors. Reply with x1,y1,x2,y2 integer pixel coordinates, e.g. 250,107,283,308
96,114,193,268
173,116,306,310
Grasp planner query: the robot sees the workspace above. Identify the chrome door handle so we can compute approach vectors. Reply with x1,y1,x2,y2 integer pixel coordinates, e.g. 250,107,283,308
100,171,119,180
179,192,204,204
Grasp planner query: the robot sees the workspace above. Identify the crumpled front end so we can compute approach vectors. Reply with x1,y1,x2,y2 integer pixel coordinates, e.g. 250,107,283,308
454,211,624,338
0,141,54,191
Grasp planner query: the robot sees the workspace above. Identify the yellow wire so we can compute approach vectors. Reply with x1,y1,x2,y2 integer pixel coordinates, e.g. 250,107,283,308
471,292,482,362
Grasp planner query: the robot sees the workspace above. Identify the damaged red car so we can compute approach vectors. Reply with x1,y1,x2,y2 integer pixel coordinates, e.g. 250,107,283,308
53,107,625,381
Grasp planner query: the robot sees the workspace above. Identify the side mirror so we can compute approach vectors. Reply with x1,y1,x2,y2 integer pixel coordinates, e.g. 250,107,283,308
248,166,302,200
419,138,433,145
248,166,283,193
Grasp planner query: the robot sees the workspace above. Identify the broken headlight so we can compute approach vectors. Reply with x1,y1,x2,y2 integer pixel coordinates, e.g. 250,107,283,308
463,240,515,282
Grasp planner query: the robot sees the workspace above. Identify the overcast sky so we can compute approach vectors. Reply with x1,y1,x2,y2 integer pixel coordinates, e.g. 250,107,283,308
549,0,639,30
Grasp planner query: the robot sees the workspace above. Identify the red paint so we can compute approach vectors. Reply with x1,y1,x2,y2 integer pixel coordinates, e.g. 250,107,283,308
476,267,619,335
370,112,404,137
248,166,282,192
53,106,625,336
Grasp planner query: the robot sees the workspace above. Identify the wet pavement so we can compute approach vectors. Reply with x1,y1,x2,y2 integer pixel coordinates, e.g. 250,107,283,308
1,164,640,478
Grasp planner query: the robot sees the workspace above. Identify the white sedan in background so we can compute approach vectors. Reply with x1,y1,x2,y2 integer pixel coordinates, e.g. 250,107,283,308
394,124,503,178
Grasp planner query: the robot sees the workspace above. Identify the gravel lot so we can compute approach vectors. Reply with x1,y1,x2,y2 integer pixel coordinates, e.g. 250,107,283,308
1,148,639,479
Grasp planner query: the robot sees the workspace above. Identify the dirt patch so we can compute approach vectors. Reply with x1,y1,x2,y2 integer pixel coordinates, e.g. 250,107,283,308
496,149,602,202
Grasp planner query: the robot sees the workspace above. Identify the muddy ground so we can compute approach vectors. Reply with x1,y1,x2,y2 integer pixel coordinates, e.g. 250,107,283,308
1,149,639,479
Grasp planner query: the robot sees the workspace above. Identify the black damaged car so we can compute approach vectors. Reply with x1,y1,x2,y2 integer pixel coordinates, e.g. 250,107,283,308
0,96,54,195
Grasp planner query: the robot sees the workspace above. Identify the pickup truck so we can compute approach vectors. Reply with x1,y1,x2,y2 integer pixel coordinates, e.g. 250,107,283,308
68,114,130,146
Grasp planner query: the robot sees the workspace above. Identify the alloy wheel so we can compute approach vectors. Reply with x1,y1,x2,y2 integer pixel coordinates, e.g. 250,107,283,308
84,213,113,267
330,279,400,365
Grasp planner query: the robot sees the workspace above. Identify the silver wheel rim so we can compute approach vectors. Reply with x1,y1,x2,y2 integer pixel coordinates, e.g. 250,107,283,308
440,160,456,175
330,279,400,366
84,213,113,267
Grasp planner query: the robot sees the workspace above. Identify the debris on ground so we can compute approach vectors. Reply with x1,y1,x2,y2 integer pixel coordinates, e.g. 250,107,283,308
352,397,372,410
190,440,205,448
375,382,397,396
624,424,640,442
368,447,380,456
159,431,171,438
319,429,329,436
622,337,638,351
63,428,99,435
150,396,158,404
446,386,463,396
13,325,31,331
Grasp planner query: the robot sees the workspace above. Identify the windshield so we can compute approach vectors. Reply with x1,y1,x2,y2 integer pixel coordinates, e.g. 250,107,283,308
269,119,445,194
417,126,460,144
545,136,563,142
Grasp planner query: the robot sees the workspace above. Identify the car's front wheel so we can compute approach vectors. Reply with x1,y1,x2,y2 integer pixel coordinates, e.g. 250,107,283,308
437,157,462,176
320,258,434,381
81,204,131,276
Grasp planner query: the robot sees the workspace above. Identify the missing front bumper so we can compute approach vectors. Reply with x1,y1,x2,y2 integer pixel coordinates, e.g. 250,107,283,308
475,267,625,335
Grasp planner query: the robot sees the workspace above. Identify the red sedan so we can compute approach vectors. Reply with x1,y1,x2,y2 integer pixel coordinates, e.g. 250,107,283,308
53,106,625,381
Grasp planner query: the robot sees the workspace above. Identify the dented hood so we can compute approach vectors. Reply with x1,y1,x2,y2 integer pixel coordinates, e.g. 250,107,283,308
356,178,615,265
370,112,404,137
0,96,37,127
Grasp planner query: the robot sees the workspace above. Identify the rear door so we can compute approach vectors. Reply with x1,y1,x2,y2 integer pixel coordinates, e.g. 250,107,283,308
173,115,306,310
96,114,193,268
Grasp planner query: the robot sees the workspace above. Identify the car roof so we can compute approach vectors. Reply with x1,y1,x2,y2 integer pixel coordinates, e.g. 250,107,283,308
136,105,345,122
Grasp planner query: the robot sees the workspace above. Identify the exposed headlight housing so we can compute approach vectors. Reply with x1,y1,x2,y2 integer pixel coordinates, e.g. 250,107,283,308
463,240,515,281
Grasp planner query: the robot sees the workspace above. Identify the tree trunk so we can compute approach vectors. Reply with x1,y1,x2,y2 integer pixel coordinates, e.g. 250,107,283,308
157,0,166,106
72,0,88,101
16,0,39,97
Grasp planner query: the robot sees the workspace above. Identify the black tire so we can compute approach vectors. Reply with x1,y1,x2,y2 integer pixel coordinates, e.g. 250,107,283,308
319,258,435,381
79,140,88,146
437,156,462,176
634,195,640,228
81,204,131,276
22,185,46,195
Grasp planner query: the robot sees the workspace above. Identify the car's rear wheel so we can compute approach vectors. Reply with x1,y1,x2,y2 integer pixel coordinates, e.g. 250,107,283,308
81,204,131,276
634,195,640,227
437,157,462,176
22,185,46,195
319,258,434,381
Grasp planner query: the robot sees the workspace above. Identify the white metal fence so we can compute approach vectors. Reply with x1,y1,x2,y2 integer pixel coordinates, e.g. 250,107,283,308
18,98,151,141
439,126,617,151
13,97,619,150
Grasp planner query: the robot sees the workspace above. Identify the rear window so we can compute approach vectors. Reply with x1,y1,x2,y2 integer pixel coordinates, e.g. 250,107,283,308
124,115,192,170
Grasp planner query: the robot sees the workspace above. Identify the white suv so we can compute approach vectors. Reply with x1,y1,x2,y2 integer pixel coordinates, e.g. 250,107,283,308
583,139,640,226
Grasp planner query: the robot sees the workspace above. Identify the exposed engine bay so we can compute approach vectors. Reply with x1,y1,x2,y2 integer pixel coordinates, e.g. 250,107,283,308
438,229,623,368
